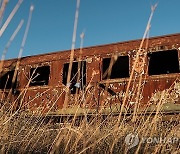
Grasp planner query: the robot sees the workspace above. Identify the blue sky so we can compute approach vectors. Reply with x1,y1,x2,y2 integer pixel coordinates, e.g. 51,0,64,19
0,0,180,59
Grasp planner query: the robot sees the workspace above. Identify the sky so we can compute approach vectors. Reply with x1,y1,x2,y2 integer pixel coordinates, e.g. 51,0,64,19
0,0,180,59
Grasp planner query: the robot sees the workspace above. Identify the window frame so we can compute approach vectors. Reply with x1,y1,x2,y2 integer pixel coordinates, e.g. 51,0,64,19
147,49,180,76
0,69,18,90
62,60,87,94
101,54,130,81
29,65,51,87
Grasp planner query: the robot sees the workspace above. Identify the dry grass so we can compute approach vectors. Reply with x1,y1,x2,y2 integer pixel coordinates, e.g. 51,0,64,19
0,1,179,154
0,107,179,153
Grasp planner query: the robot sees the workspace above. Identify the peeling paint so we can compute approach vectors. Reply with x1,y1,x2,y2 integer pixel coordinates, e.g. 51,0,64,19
0,33,179,114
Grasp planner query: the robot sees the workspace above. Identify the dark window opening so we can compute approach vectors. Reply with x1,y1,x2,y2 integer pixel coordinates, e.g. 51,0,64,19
30,66,50,86
148,49,179,75
0,70,17,89
63,61,86,94
102,56,129,79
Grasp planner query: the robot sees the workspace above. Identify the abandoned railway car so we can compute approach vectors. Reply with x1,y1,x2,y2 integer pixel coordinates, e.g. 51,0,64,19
0,33,180,116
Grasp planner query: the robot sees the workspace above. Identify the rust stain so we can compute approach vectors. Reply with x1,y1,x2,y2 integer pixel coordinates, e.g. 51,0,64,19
0,33,180,115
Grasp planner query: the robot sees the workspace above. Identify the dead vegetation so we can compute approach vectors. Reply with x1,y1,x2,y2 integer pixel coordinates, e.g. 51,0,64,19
0,0,179,154
0,108,179,153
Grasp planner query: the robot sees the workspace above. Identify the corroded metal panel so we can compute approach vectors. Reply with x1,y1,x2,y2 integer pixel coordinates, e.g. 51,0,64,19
0,33,180,115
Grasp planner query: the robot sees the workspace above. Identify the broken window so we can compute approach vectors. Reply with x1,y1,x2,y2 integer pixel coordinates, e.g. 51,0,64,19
63,61,86,94
30,66,50,86
102,56,129,79
148,49,179,75
0,70,17,89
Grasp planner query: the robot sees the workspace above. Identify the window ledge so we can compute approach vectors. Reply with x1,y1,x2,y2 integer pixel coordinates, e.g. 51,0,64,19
100,77,130,84
148,73,180,79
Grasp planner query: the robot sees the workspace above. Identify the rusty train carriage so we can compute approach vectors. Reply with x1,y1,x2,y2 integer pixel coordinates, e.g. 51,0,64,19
0,33,180,115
